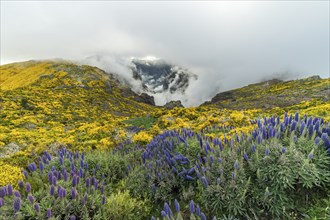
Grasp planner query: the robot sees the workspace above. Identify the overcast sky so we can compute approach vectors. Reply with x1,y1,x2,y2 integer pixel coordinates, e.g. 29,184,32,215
1,1,329,106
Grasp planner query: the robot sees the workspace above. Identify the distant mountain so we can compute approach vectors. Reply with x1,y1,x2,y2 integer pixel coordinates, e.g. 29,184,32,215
82,55,197,106
203,75,329,110
129,56,197,94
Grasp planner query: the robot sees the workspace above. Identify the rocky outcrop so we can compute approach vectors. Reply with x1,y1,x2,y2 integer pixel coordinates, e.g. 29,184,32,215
163,100,184,110
210,91,235,103
134,93,155,106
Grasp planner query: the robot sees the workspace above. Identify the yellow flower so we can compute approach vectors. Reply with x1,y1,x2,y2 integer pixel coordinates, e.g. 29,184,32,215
0,161,24,187
132,131,153,144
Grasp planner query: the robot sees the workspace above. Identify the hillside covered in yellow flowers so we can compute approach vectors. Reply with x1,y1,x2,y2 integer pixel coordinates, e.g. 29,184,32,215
0,60,329,183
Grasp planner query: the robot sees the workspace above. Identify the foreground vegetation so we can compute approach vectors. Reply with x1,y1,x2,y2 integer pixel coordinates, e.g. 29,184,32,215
1,61,329,219
0,112,329,219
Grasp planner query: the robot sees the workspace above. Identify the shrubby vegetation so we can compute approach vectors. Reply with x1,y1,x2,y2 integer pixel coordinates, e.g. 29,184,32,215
1,61,329,219
0,113,329,219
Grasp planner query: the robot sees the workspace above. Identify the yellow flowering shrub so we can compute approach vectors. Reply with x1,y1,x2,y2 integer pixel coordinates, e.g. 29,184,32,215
285,100,330,122
99,138,114,148
0,161,24,187
132,131,153,144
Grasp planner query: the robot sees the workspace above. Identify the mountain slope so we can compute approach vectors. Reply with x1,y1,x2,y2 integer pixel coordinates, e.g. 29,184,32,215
204,76,329,110
0,60,156,153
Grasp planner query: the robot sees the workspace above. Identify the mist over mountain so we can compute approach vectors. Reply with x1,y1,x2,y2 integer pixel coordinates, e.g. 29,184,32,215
130,57,197,94
83,55,199,106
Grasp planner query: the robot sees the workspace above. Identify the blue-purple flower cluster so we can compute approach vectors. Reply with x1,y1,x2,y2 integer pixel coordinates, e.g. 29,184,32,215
153,199,217,220
0,149,107,219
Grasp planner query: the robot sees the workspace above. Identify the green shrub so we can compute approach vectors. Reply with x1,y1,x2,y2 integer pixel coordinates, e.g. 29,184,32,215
105,190,151,220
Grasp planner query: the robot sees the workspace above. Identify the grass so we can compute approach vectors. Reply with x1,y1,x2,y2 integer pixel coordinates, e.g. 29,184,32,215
123,116,157,130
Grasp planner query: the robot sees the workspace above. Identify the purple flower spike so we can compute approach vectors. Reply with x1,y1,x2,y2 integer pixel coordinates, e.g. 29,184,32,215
50,185,55,196
86,178,90,188
13,197,21,212
14,191,21,198
45,151,52,161
23,170,28,179
28,163,37,172
314,137,321,146
39,161,44,171
52,176,57,186
252,145,256,153
201,176,209,188
7,184,13,196
174,199,180,212
0,198,4,207
290,121,297,132
281,147,286,154
315,120,320,132
164,202,171,216
189,200,195,213
234,161,239,170
102,195,106,205
58,188,64,199
196,205,201,216
0,187,7,197
82,194,88,205
26,182,31,193
265,148,270,156
257,136,262,145
300,122,305,135
18,180,24,189
34,203,40,213
28,194,34,203
47,208,52,218
201,212,207,220
57,186,62,196
243,152,249,161
48,171,53,184
63,170,68,181
72,175,77,187
184,175,194,181
71,188,77,199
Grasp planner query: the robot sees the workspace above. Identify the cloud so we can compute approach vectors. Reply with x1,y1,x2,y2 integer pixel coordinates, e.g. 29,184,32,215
1,1,329,106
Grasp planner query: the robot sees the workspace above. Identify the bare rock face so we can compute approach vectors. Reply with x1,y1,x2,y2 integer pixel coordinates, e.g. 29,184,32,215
163,100,184,110
304,75,321,81
134,93,155,106
210,91,235,103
